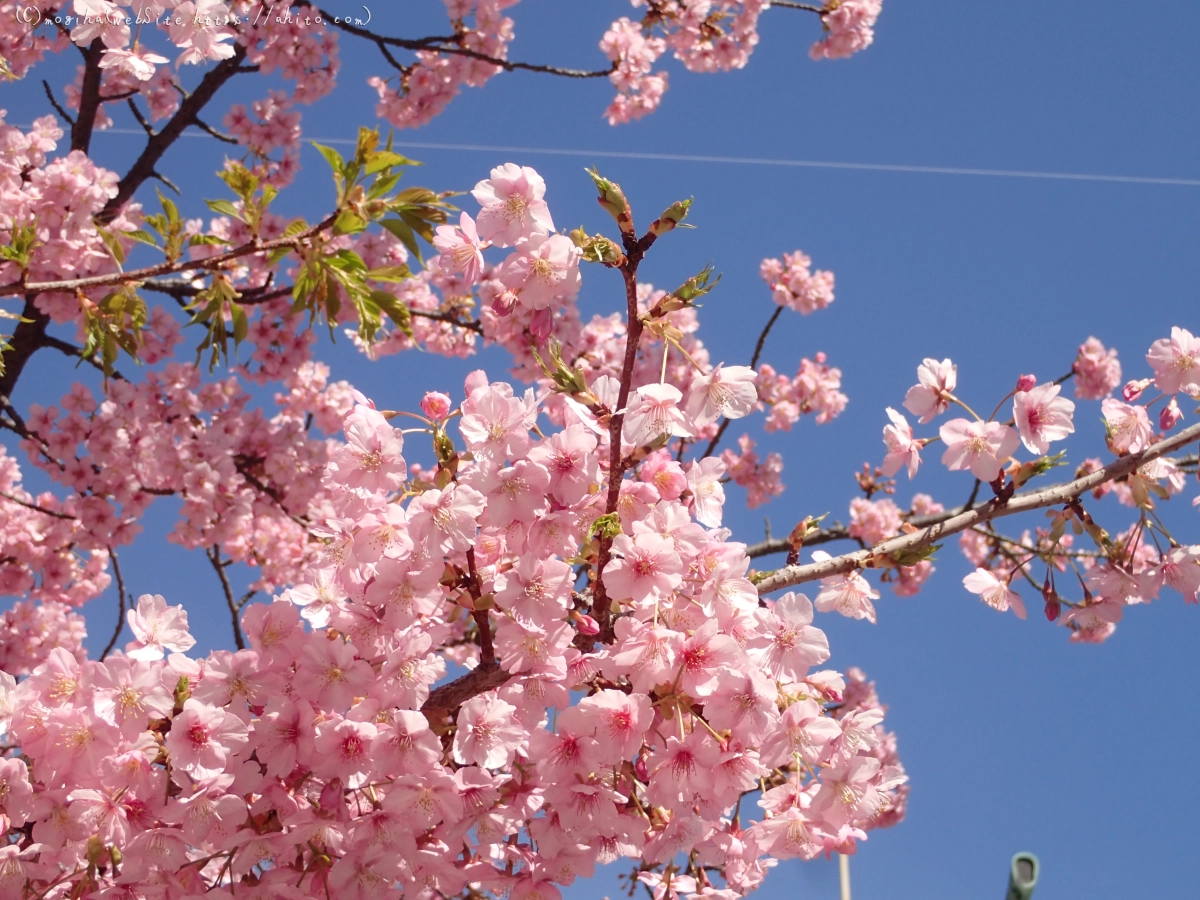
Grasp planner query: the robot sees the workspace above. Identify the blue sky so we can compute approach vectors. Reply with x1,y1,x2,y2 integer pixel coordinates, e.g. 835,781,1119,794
4,1,1200,897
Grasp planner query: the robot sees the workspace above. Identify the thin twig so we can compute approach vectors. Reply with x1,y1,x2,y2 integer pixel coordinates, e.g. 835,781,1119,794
206,546,246,650
0,489,75,520
768,0,826,11
127,97,154,135
41,80,75,126
100,547,127,660
192,116,239,144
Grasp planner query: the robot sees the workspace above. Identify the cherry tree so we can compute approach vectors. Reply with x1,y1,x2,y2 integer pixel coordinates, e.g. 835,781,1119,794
0,2,1197,899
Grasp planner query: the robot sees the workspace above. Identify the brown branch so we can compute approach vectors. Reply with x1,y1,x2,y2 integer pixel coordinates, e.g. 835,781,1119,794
0,489,75,520
99,546,127,660
71,39,106,153
314,7,615,78
206,546,246,650
768,1,826,11
0,298,49,402
701,304,783,459
41,80,75,127
410,308,484,335
420,662,509,713
41,333,127,380
754,421,1200,594
98,45,248,222
1,214,336,298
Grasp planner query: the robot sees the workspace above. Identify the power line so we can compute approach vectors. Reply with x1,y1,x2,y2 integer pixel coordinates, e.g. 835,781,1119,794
90,127,1200,187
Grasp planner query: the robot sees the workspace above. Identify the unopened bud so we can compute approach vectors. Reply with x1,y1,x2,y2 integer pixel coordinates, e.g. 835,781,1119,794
529,307,554,343
1015,373,1037,392
1160,396,1182,431
1044,598,1061,621
1122,378,1152,402
571,610,600,636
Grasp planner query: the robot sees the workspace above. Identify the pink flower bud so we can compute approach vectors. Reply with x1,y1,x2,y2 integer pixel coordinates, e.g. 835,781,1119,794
571,611,600,635
1160,396,1182,431
1015,373,1037,392
420,391,452,421
1122,378,1152,402
529,307,554,343
491,289,518,317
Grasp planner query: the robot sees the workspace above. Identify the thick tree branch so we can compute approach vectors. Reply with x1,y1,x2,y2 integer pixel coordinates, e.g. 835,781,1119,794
71,39,106,153
754,422,1200,594
421,662,509,713
0,299,49,402
99,45,248,222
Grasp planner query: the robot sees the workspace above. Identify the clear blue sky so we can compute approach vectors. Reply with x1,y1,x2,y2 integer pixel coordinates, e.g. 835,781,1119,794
3,2,1199,897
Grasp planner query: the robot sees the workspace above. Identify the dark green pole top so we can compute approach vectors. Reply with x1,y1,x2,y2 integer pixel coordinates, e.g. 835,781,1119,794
1006,852,1039,900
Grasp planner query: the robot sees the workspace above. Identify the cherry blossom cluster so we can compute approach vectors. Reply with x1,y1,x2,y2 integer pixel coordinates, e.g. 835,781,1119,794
370,0,519,130
0,372,908,899
759,250,835,315
860,331,1200,641
808,0,884,61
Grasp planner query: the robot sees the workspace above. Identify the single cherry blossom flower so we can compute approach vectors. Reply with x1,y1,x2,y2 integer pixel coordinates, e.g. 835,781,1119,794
1012,382,1075,455
453,694,527,769
433,211,486,284
880,406,921,479
962,568,1027,618
472,163,555,246
1146,326,1200,397
939,418,1020,482
1101,398,1153,454
125,594,196,661
687,364,758,427
622,383,693,447
903,357,956,423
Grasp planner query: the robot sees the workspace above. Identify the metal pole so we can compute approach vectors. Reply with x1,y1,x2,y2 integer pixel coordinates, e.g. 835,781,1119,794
839,853,851,900
1005,852,1039,900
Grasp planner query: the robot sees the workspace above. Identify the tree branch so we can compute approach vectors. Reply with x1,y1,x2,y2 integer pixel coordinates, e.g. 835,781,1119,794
421,662,509,713
41,80,75,127
0,298,49,402
754,421,1200,594
71,39,105,153
99,45,248,222
0,489,75,520
100,546,127,660
1,214,337,298
314,7,615,78
206,546,246,650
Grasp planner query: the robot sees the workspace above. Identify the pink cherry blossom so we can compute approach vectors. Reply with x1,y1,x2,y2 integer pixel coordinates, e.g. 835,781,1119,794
125,594,196,661
880,406,921,478
1073,336,1122,400
903,357,957,423
688,364,758,426
328,404,407,493
1012,382,1075,455
453,693,527,769
472,163,555,246
434,211,486,284
962,569,1027,619
749,592,830,682
939,418,1020,482
623,383,694,446
1101,398,1154,454
1146,326,1200,397
604,533,684,604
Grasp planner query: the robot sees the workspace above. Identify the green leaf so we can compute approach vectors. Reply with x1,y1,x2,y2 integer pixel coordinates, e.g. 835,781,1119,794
333,210,367,236
370,290,412,338
188,234,231,247
311,141,345,176
366,264,410,283
380,218,423,262
123,228,158,247
205,199,244,220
